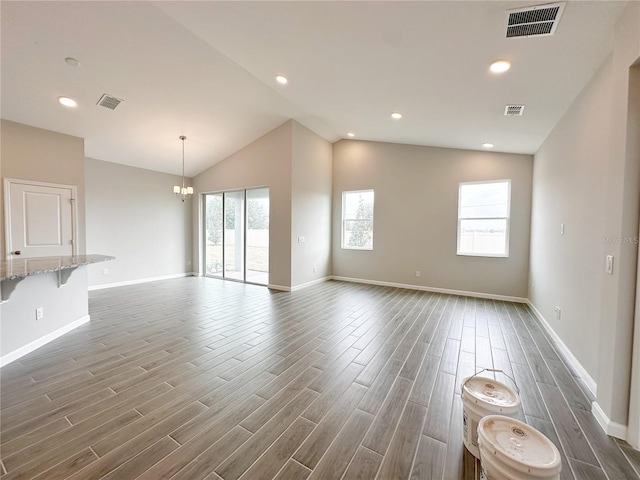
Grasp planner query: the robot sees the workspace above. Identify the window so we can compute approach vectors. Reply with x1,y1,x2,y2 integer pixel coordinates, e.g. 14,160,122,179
457,180,510,257
342,190,374,250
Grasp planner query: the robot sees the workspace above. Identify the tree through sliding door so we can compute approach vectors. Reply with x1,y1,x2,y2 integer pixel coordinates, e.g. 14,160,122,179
203,187,269,286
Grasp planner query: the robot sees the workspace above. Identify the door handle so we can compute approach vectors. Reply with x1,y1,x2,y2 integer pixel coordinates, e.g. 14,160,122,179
12,250,21,255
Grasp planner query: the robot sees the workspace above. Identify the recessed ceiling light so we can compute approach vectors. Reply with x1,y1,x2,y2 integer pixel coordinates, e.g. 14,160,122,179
275,75,288,85
347,132,355,137
482,142,495,148
490,60,511,73
64,57,80,67
58,96,77,107
391,112,403,120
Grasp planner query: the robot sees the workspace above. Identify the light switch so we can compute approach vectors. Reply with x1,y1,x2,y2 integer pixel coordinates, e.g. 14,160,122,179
560,223,565,235
606,255,614,275
298,236,305,243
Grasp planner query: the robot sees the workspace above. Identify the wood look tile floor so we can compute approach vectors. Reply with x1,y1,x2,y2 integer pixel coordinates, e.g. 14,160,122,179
1,278,639,480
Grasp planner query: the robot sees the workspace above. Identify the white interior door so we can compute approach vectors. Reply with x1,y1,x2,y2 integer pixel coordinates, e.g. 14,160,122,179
4,179,76,259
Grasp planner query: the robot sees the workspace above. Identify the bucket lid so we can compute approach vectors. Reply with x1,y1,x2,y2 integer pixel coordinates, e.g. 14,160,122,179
478,415,562,474
462,376,520,408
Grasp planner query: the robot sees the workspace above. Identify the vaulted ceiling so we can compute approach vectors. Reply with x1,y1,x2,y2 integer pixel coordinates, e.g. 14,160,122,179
1,1,625,176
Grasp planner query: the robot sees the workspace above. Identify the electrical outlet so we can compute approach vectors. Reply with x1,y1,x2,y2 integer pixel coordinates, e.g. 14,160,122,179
560,223,565,235
187,260,192,266
36,307,44,320
554,307,561,320
313,266,317,273
606,255,614,275
415,270,421,278
298,236,305,243
102,268,109,275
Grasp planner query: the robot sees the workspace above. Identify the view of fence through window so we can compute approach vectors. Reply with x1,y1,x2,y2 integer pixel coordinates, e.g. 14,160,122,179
342,190,374,250
457,180,510,257
204,188,269,285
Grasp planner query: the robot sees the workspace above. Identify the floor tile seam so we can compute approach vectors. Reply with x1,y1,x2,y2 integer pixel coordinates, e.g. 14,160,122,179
508,303,604,471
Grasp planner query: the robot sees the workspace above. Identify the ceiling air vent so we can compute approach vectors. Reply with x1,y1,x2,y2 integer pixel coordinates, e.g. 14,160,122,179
505,105,526,116
96,93,123,110
506,2,565,38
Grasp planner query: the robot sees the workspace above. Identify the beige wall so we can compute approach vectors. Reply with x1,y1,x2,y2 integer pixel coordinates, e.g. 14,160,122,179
628,64,640,449
85,158,192,287
1,119,86,255
193,120,293,288
291,121,333,287
530,1,640,429
529,57,611,383
1,120,89,361
332,140,533,299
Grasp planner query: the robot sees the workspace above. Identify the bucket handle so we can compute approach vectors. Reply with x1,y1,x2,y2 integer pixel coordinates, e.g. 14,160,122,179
462,368,519,394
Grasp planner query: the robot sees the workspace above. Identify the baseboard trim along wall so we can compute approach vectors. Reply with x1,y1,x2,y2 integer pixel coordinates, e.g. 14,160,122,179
0,314,91,367
88,273,195,291
290,277,332,292
527,300,598,398
592,401,629,440
330,276,528,303
268,284,291,292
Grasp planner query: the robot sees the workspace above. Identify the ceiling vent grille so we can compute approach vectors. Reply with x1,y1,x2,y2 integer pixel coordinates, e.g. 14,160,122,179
96,94,123,110
506,2,565,38
505,105,526,116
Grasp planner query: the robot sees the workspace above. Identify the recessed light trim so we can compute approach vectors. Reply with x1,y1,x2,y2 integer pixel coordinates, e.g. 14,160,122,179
490,60,511,73
58,96,77,108
347,132,355,137
275,75,288,85
391,112,403,120
482,142,495,148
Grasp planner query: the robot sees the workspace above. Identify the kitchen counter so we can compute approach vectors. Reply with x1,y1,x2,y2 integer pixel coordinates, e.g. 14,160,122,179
1,254,114,301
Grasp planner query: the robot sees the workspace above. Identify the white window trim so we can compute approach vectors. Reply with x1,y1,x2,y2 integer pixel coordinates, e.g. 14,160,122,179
341,189,374,251
457,179,511,258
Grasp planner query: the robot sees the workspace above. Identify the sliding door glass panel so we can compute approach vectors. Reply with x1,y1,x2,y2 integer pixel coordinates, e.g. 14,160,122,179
246,187,269,285
204,193,223,277
224,191,245,281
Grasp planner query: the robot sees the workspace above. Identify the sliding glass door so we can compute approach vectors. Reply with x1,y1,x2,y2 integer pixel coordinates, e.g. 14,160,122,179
224,190,245,281
204,193,223,276
246,187,269,285
203,188,269,285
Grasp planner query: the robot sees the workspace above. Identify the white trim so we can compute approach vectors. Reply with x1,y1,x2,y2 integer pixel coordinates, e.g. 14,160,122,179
329,276,527,303
527,300,598,397
88,273,194,291
592,401,629,440
291,277,331,292
268,284,291,292
0,314,90,367
457,179,511,258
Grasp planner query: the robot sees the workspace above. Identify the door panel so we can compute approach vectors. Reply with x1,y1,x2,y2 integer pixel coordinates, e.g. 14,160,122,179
204,193,223,276
6,180,75,258
224,191,245,281
246,188,269,285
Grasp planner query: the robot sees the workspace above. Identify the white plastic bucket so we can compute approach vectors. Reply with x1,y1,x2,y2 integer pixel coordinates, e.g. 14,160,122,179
462,373,521,458
478,415,562,480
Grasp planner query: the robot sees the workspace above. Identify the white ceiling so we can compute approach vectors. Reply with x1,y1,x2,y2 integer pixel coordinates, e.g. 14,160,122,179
1,1,625,177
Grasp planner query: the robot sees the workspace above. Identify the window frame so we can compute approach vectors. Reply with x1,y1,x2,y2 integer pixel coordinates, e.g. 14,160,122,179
341,189,375,251
457,179,511,258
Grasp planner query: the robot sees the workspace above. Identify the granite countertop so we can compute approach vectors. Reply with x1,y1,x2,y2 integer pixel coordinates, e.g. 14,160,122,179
1,254,115,281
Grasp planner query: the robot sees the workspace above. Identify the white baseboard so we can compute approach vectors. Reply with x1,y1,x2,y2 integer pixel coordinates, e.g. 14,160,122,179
592,401,628,440
0,315,91,367
527,301,598,397
89,273,195,291
291,277,331,292
268,284,291,292
330,276,528,303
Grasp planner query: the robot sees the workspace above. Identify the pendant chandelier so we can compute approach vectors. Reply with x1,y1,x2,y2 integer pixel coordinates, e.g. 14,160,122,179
173,135,193,202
